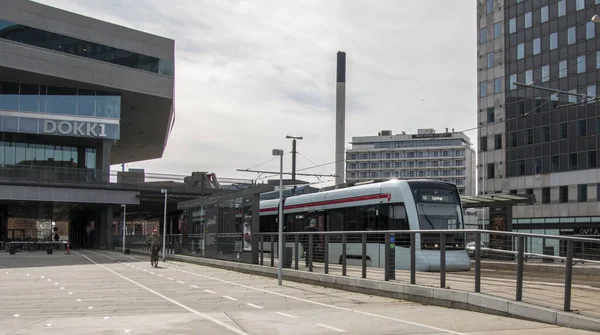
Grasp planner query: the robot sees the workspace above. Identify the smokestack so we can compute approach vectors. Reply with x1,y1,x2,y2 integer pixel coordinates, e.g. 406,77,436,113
335,51,346,186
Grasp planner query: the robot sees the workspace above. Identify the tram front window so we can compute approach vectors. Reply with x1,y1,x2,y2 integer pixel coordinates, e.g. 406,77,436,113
416,203,463,231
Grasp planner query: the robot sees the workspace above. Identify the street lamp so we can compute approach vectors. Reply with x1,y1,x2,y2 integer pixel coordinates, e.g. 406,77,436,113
161,188,167,262
592,14,600,23
121,204,127,253
272,148,284,286
285,135,303,193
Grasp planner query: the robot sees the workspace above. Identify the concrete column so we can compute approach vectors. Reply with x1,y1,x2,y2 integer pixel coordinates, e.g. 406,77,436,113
95,205,114,249
251,192,260,264
96,140,113,182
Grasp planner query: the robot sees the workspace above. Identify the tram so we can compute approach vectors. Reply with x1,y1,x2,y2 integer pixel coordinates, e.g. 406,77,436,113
259,179,471,272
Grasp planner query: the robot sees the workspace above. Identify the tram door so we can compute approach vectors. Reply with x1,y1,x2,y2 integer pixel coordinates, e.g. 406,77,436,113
306,212,326,262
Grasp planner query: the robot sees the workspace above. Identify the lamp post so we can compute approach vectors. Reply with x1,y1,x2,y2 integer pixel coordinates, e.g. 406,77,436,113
592,14,600,23
285,135,303,194
121,204,127,253
272,148,284,286
161,188,167,262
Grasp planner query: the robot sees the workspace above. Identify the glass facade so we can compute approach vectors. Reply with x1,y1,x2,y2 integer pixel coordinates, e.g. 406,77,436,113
504,0,600,177
0,82,121,119
0,20,174,76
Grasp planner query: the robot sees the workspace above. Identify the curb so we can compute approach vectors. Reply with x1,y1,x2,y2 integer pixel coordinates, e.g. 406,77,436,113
130,250,600,332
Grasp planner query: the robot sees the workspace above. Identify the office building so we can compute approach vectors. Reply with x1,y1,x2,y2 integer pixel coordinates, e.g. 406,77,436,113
477,0,600,236
345,129,476,195
0,0,174,245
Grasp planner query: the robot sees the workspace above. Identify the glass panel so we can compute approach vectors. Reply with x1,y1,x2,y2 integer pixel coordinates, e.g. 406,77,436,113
510,74,517,90
0,82,19,111
480,81,487,97
578,56,586,73
480,28,487,43
542,65,550,82
494,23,502,39
558,0,566,17
559,61,568,78
46,86,77,115
587,22,595,40
0,19,172,76
568,27,576,45
495,78,502,93
525,12,532,28
95,94,121,118
77,89,96,116
517,43,524,59
509,18,516,34
533,38,541,55
525,70,533,84
541,6,548,23
19,84,39,112
487,52,494,68
550,32,558,50
576,0,585,11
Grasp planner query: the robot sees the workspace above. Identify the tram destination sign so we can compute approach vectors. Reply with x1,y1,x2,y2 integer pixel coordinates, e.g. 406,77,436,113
43,120,107,138
419,194,453,203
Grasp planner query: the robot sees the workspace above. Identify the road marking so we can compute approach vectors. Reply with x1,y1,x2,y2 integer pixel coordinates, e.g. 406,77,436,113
317,324,346,332
246,303,263,309
68,292,73,295
48,279,52,282
26,274,29,276
150,272,155,274
76,299,82,302
104,317,110,320
41,276,44,279
177,281,186,284
60,287,64,290
158,274,164,277
140,257,468,335
223,295,237,301
88,306,94,309
190,285,200,289
54,283,59,285
13,314,19,318
275,312,297,318
204,290,215,294
167,277,174,280
77,252,249,335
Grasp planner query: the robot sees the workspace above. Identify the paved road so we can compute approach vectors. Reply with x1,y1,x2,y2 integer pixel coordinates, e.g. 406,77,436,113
0,250,596,335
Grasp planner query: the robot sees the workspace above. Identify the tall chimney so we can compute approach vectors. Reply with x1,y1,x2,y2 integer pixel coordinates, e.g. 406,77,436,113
335,51,346,186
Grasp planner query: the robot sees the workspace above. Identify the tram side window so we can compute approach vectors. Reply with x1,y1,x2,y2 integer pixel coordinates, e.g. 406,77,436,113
389,204,410,247
344,205,382,243
259,215,277,233
327,210,344,242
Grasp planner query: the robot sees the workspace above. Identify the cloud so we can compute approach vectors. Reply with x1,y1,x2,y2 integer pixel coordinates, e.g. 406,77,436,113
34,0,477,184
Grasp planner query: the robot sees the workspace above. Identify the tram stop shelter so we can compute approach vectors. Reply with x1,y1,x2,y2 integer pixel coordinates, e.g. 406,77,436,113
460,193,536,259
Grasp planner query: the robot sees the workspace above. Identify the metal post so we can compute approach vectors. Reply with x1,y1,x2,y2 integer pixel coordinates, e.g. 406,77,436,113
161,189,167,262
516,235,525,301
292,139,296,190
384,233,390,281
324,234,329,274
260,235,264,265
440,232,446,288
277,153,284,286
342,233,347,276
294,234,299,270
122,204,127,252
475,233,481,292
362,233,367,279
308,234,313,272
564,240,574,312
270,235,274,267
410,232,416,284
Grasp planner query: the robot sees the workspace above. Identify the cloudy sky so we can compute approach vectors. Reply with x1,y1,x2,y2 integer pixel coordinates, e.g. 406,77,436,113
36,0,477,186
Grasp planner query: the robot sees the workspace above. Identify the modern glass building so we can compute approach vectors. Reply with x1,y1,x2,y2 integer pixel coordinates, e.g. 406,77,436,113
0,0,175,246
345,129,476,195
477,0,600,237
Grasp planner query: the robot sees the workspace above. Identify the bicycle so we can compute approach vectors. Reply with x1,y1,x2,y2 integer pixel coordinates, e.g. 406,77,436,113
150,246,160,267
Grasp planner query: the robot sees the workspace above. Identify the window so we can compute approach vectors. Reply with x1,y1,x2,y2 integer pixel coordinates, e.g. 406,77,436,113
487,52,494,68
480,136,488,151
533,38,541,55
480,81,487,97
525,70,532,84
494,134,502,150
577,56,586,73
0,20,173,76
542,187,550,204
494,78,502,93
570,153,578,170
579,119,587,136
541,6,548,23
568,27,576,45
552,156,559,172
561,123,568,139
588,85,596,100
486,0,494,14
534,158,542,174
517,43,524,59
560,186,568,202
525,12,532,28
510,74,517,90
494,23,502,39
543,126,551,142
597,52,600,69
487,163,495,179
487,107,494,123
480,28,487,43
587,22,595,40
526,129,534,144
548,34,558,52
542,65,550,82
519,160,525,175
578,184,587,202
559,61,568,78
509,18,516,34
558,0,566,17
576,0,585,11
589,151,597,169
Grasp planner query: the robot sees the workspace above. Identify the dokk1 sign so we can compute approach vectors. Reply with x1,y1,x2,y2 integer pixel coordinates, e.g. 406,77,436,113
43,120,107,137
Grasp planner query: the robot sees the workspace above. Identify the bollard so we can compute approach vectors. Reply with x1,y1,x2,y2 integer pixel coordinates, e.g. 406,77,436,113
65,243,71,255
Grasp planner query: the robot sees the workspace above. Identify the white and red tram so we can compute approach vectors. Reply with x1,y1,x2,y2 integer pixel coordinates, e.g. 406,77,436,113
259,179,471,272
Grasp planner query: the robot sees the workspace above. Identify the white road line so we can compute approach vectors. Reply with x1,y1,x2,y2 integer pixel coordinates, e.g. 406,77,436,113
317,324,346,332
275,312,297,319
158,274,164,277
246,303,263,309
167,277,174,280
190,285,200,289
99,250,466,335
76,252,248,335
148,259,468,335
204,290,215,294
223,295,237,301
176,281,186,284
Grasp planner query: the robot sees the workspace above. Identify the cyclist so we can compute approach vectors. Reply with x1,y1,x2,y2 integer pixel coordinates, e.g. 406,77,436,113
146,229,162,263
